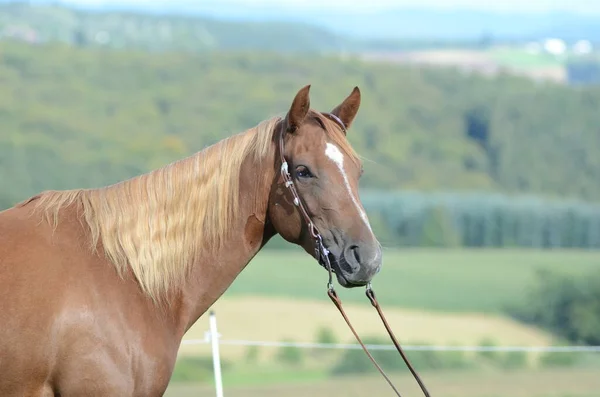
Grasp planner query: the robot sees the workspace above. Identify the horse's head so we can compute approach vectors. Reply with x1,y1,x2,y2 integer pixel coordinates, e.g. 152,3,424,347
268,85,382,288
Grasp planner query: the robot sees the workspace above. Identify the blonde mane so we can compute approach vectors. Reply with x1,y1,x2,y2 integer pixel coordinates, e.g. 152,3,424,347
31,117,280,301
28,111,360,302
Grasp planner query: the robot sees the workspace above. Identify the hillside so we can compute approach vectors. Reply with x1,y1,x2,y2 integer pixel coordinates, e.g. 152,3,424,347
1,42,600,211
8,1,600,42
3,2,599,87
0,2,462,53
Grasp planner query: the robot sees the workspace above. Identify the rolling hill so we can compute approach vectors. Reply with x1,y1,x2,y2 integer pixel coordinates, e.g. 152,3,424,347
6,0,600,42
0,2,467,54
1,41,600,212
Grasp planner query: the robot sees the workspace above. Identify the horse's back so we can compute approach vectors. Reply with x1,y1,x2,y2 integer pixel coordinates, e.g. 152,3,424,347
0,201,77,303
0,201,71,320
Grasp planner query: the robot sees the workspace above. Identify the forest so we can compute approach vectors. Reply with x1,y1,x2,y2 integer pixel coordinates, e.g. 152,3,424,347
1,41,600,247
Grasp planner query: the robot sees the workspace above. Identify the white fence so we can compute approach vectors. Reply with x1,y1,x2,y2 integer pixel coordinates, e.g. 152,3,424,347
182,312,600,397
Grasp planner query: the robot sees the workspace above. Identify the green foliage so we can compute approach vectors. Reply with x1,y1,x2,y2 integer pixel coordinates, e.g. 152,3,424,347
474,338,529,370
362,191,600,249
329,348,373,375
2,40,600,227
509,269,600,346
419,205,461,247
315,327,338,345
476,337,500,362
171,356,231,382
276,340,304,366
330,337,399,375
330,337,473,376
538,351,580,368
244,345,260,364
311,327,338,359
498,351,528,370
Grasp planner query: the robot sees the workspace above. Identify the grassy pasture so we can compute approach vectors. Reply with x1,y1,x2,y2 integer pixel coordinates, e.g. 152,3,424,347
170,249,599,395
223,248,599,313
179,296,555,361
177,248,597,365
165,368,600,397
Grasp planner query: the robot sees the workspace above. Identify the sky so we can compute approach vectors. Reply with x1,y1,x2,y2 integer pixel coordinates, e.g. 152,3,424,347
55,0,600,14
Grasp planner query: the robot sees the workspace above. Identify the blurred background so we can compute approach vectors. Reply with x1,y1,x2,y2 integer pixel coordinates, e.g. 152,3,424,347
1,0,600,396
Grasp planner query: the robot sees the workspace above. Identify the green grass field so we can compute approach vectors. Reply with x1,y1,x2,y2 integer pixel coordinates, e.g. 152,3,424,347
224,248,599,313
169,249,600,396
165,368,600,397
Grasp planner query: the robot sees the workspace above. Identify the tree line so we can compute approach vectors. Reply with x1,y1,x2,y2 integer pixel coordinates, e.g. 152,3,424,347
362,191,600,249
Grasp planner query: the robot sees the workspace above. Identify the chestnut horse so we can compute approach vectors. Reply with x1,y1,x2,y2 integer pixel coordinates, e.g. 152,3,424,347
0,85,382,396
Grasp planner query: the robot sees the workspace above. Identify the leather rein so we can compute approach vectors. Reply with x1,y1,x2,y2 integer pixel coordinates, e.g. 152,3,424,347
278,114,431,397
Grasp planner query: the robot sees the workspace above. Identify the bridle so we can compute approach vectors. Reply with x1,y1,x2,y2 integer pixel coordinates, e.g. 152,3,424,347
277,115,432,397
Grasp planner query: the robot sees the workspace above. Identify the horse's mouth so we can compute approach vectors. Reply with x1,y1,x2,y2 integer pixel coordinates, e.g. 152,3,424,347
323,252,365,288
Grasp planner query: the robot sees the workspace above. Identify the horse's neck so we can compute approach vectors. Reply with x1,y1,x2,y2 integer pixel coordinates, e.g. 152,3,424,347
175,151,277,335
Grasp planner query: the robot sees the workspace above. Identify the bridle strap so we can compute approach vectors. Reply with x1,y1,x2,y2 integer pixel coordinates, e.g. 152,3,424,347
366,288,431,397
279,124,320,239
277,115,431,397
327,289,403,396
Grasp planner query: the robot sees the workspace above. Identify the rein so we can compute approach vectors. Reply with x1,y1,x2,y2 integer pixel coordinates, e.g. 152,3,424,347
278,115,431,397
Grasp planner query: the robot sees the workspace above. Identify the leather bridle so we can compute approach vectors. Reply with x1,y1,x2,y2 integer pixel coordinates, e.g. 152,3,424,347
278,114,431,397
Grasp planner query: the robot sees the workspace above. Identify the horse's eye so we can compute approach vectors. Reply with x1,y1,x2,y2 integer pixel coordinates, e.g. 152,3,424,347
295,165,313,179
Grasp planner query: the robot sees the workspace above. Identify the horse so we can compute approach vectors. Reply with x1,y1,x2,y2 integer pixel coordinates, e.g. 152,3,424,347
0,85,383,396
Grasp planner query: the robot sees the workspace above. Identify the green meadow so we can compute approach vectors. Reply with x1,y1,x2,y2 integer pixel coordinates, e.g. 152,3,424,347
166,247,600,397
165,368,600,397
223,247,599,312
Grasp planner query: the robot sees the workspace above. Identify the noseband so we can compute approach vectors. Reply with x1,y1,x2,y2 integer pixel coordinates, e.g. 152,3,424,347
278,115,431,397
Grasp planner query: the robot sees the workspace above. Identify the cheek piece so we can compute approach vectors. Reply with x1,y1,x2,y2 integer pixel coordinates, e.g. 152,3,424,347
276,114,430,397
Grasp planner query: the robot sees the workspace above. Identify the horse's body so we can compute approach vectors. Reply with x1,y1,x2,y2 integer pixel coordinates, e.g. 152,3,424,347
0,202,181,396
0,86,381,396
0,144,273,396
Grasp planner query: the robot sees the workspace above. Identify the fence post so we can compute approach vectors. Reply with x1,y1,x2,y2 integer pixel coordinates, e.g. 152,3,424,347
209,311,224,397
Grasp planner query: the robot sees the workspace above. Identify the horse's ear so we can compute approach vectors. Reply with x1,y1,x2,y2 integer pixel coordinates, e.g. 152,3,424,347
287,84,311,131
330,86,361,131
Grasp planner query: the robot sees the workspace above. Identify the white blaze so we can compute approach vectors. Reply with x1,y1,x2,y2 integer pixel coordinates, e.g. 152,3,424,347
324,143,372,232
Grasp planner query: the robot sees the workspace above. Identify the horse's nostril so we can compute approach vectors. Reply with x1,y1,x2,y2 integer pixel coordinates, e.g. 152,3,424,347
349,245,361,265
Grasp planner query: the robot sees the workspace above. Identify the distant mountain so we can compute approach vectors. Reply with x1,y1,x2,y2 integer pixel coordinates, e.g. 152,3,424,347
179,5,600,42
0,2,481,54
4,0,600,42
